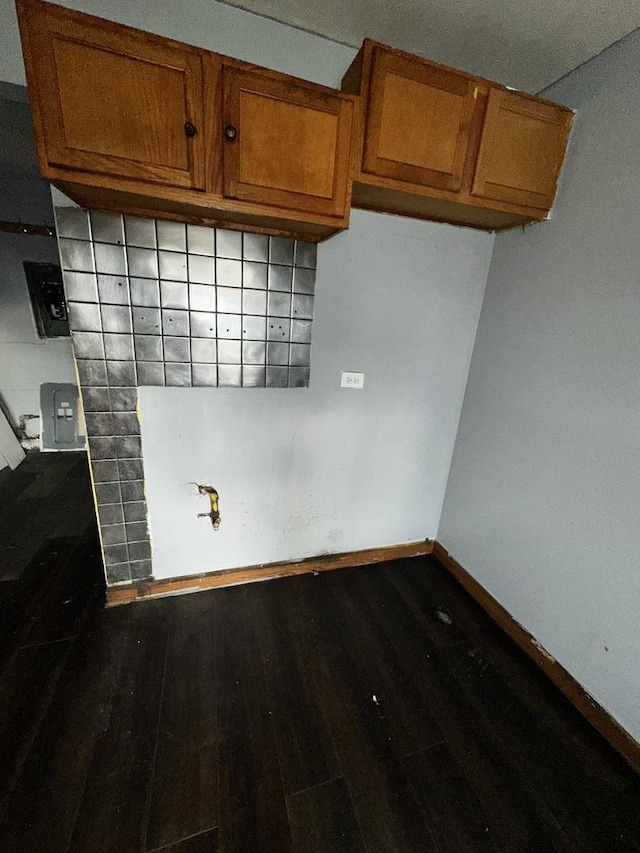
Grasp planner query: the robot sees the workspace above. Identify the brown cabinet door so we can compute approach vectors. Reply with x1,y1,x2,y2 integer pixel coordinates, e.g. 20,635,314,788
18,0,205,190
472,88,572,210
362,46,479,193
222,65,354,218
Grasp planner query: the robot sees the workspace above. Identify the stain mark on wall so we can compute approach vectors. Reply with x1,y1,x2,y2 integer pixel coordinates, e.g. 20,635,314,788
194,483,221,530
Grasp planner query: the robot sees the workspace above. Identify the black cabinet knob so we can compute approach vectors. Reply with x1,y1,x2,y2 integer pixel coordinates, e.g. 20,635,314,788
184,121,197,138
225,125,238,141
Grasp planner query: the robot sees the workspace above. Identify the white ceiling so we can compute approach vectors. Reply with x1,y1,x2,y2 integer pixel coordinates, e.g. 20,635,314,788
217,0,640,92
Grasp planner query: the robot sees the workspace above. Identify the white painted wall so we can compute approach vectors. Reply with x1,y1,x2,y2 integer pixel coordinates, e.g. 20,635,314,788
439,29,640,741
0,0,355,88
140,210,493,577
0,96,76,428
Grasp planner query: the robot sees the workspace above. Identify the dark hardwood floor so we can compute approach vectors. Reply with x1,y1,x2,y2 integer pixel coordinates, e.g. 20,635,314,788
0,454,639,852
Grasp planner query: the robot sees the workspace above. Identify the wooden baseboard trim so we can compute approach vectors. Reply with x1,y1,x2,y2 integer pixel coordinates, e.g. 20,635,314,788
433,541,640,774
106,539,434,607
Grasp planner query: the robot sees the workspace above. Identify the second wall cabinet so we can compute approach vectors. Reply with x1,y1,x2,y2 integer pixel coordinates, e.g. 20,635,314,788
343,40,573,231
17,0,356,241
221,63,354,219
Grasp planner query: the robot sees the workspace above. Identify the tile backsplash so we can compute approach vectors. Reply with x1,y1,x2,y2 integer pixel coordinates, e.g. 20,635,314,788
55,206,317,585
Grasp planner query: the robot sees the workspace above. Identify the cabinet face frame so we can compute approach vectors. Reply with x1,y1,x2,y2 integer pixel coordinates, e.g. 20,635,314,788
362,46,480,193
16,0,206,191
221,63,354,219
471,87,573,210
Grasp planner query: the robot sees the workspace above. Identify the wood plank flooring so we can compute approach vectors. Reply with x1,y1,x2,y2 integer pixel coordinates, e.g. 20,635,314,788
0,455,639,852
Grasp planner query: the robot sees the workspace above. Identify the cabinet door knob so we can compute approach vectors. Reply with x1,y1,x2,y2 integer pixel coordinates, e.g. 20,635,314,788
225,124,238,141
184,121,197,138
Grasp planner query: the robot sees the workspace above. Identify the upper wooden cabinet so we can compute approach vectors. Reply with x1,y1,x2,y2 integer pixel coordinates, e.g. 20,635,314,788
17,0,206,191
343,40,573,231
16,0,355,241
362,46,481,194
471,88,573,211
221,64,353,219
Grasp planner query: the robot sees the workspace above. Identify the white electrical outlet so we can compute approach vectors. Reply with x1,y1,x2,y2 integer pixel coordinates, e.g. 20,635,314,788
341,371,365,389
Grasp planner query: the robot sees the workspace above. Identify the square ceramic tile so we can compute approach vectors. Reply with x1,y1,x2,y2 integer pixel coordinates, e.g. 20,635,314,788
243,262,268,290
216,314,242,340
242,341,266,364
291,319,313,344
243,233,269,262
97,274,129,305
113,412,140,435
189,283,216,312
159,250,187,281
270,237,294,265
81,386,110,412
269,265,293,292
55,207,90,241
94,242,126,275
98,503,125,525
68,302,101,332
292,294,314,319
160,280,188,310
217,340,241,364
115,435,142,458
266,366,288,387
77,359,107,386
192,364,217,386
243,289,267,315
132,308,162,335
216,257,242,287
216,229,242,259
157,220,186,251
90,211,124,244
62,271,98,303
123,501,146,522
290,343,311,367
242,366,266,387
191,338,217,363
101,305,132,334
187,224,215,255
188,254,215,284
268,291,291,317
218,364,241,386
134,335,163,362
165,363,192,386
104,333,135,361
189,311,217,338
136,362,164,386
293,267,316,294
242,316,267,341
121,480,145,502
58,238,94,272
72,331,105,359
162,309,189,336
130,278,160,307
216,286,242,314
295,242,317,268
92,460,119,483
267,317,290,342
124,215,156,248
289,366,310,388
163,336,190,362
127,247,159,279
88,435,117,459
107,360,137,387
267,342,290,365
110,387,137,412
